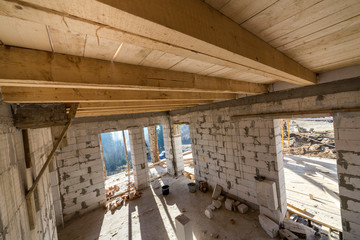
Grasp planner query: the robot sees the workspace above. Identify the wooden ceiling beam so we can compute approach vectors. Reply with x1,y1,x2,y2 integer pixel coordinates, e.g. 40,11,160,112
79,100,212,110
0,87,236,103
76,108,180,118
0,46,268,94
0,0,316,85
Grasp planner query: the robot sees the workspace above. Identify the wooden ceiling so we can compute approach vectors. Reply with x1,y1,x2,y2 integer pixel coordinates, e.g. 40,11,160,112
0,0,359,118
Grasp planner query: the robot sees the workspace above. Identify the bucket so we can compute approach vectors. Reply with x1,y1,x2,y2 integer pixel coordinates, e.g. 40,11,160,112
162,185,170,195
188,183,196,193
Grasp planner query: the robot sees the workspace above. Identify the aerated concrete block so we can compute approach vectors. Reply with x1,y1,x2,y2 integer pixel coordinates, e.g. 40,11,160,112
256,179,278,210
212,184,222,199
238,204,248,214
258,214,279,238
225,199,234,211
175,214,193,240
205,208,214,219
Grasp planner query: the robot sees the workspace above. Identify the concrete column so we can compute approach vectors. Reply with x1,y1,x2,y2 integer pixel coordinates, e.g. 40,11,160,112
333,112,360,240
162,120,175,175
128,127,149,190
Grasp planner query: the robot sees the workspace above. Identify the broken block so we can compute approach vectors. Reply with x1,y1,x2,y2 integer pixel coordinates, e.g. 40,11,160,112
238,204,248,214
212,184,222,199
279,229,299,240
225,199,234,211
283,218,315,236
233,201,241,211
207,204,216,211
218,195,225,202
175,214,193,240
212,200,222,209
258,214,279,238
205,209,214,219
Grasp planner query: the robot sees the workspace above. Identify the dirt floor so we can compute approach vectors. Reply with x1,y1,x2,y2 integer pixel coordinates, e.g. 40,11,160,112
57,174,273,240
283,118,336,159
284,154,341,234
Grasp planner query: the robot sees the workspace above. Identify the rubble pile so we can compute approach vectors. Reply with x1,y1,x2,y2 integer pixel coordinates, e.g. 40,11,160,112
105,181,142,212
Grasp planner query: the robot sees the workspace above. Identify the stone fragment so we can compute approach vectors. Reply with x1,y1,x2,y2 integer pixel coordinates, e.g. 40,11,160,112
279,229,299,240
238,204,248,214
258,214,279,238
225,199,234,211
212,184,222,199
212,200,222,209
218,195,225,202
233,201,241,211
205,209,214,219
207,204,216,211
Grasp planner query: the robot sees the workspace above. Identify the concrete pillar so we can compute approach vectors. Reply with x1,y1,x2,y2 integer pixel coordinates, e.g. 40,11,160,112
333,112,360,240
128,127,149,190
162,120,175,175
149,125,160,163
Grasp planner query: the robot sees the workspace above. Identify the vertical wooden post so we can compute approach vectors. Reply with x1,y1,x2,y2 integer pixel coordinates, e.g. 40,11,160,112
149,126,160,163
287,120,291,154
22,129,32,168
98,134,107,178
122,130,130,172
281,120,284,156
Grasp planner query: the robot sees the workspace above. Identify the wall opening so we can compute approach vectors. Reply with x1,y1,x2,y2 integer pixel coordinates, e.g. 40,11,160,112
180,124,194,178
280,117,342,238
143,125,166,163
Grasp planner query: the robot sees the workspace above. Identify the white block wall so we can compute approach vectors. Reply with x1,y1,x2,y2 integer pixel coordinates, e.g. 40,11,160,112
0,102,57,240
55,114,175,222
129,127,149,189
334,112,360,240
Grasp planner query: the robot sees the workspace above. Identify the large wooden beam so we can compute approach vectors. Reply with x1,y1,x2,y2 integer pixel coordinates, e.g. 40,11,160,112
0,0,316,85
0,46,268,94
79,100,212,110
12,103,69,129
0,87,236,103
76,108,180,118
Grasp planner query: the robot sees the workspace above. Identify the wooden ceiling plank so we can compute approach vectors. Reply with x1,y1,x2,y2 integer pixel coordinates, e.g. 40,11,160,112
270,3,360,49
0,87,237,103
0,46,268,94
78,106,188,113
83,35,120,61
0,15,51,51
48,26,86,56
0,0,316,85
258,0,359,43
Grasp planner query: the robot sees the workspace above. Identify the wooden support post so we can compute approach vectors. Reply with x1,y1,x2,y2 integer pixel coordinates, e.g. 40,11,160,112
98,134,107,178
149,126,160,163
22,129,32,168
25,104,78,200
122,130,130,172
281,120,285,156
287,120,290,154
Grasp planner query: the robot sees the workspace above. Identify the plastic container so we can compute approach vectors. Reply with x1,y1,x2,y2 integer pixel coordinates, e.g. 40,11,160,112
162,185,170,195
187,183,196,193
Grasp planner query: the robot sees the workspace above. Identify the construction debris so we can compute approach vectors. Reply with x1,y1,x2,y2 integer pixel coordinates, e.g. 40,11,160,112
225,199,234,211
238,204,248,214
279,229,299,240
283,218,316,238
212,184,222,199
199,181,209,193
205,208,214,219
212,200,222,209
259,214,279,238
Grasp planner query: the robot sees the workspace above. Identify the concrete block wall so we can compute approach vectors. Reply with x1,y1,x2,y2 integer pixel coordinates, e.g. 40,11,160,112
0,102,57,240
333,112,360,240
172,125,184,175
129,127,149,189
171,109,286,220
55,113,175,221
55,124,106,222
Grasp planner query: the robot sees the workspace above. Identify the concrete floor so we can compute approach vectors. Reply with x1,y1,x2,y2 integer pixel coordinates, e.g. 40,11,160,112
58,175,272,240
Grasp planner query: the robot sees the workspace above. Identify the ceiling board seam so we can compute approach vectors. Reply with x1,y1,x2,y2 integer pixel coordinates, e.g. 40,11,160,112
239,0,280,25
45,25,54,52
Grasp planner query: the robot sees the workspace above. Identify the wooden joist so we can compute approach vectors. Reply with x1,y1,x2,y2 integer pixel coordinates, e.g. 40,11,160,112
79,101,211,110
0,86,236,103
0,46,268,94
0,0,316,85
